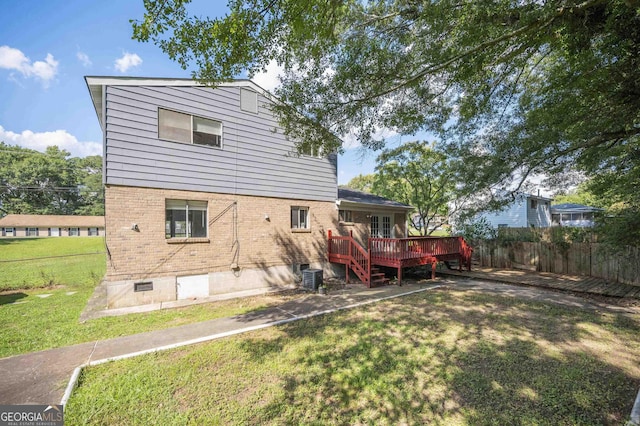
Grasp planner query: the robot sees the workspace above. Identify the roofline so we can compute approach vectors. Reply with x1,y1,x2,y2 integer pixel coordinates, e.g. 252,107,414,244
84,76,277,129
337,199,414,211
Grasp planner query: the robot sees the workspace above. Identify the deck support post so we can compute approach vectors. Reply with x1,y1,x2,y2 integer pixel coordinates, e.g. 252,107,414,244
397,266,402,286
432,259,437,280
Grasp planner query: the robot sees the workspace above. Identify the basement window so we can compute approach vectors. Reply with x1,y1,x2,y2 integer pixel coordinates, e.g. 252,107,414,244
134,281,153,292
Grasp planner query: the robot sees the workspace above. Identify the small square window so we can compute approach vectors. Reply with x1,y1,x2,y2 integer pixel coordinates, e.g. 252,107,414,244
530,199,538,209
69,227,80,236
339,210,353,223
291,206,309,230
88,227,99,236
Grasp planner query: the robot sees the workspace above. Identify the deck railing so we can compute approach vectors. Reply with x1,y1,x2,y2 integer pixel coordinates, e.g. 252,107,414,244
328,230,370,285
369,236,471,262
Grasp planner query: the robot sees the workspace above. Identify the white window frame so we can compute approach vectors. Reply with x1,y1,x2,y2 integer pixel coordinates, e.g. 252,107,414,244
165,200,208,239
3,227,14,237
27,228,38,237
88,227,99,236
69,227,80,236
339,209,353,223
291,206,309,230
158,108,223,149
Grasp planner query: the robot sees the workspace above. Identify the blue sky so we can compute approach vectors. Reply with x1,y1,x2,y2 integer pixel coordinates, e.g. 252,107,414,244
0,0,403,185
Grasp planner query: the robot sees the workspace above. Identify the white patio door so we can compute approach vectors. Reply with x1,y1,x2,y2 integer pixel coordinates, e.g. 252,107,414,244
50,227,60,237
370,215,392,238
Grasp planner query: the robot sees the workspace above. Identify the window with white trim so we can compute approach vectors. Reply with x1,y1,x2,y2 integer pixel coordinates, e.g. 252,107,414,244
339,209,353,223
27,228,38,237
291,206,309,230
88,227,99,236
69,227,80,236
2,227,14,237
158,108,222,148
166,200,208,239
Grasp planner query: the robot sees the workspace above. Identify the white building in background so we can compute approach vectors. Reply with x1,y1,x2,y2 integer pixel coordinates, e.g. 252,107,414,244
551,203,602,227
476,193,552,228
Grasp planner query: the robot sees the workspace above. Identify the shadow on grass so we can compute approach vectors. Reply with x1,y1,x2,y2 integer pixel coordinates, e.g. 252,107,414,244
235,290,640,424
0,292,27,305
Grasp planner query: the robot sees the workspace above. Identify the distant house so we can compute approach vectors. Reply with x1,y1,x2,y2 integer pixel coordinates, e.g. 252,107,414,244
476,193,552,228
0,214,105,237
551,203,602,227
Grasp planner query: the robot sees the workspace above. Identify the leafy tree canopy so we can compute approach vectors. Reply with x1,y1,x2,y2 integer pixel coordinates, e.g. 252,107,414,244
133,0,640,242
344,173,375,193
372,142,456,235
0,143,104,216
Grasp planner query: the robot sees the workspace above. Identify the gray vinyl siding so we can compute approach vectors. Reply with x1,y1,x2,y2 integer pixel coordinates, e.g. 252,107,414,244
103,85,337,201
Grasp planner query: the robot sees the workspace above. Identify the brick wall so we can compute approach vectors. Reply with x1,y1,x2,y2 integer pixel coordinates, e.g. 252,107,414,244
104,185,339,282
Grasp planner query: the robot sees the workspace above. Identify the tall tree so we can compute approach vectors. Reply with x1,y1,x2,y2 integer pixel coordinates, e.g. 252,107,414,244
133,0,640,242
345,173,375,193
372,142,455,236
0,143,104,215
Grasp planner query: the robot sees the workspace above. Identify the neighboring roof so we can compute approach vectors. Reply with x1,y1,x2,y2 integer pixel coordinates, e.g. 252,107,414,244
84,76,275,129
0,214,105,228
550,203,604,213
521,193,553,202
337,188,413,210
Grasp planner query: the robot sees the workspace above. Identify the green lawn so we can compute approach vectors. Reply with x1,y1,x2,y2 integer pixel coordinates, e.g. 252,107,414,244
67,289,640,425
0,238,305,358
0,237,106,290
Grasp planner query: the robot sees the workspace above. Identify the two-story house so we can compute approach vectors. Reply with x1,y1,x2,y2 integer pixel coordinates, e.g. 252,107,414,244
475,193,552,229
86,77,412,308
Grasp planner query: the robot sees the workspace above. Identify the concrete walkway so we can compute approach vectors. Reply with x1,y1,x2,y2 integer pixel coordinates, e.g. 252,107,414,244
437,266,640,299
0,282,440,405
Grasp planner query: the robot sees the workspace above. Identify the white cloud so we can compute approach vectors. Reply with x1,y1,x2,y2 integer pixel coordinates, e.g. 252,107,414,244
342,127,399,150
0,125,102,157
252,60,283,93
77,51,92,67
114,52,142,73
0,45,58,86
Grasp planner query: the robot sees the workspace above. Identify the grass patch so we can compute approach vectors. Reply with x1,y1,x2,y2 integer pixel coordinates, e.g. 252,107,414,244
67,289,640,425
0,238,306,358
0,237,106,290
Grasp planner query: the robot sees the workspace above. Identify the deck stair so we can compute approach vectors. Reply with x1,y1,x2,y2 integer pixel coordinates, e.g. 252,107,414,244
328,230,473,287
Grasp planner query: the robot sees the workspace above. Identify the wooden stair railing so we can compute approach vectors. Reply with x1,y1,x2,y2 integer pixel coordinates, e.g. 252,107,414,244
328,230,371,286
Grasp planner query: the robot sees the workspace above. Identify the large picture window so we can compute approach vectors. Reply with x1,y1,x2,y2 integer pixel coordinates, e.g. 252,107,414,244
166,200,208,239
291,206,309,230
159,108,222,148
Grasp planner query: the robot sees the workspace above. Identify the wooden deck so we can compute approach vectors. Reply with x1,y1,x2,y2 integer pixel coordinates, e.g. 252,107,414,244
327,231,473,287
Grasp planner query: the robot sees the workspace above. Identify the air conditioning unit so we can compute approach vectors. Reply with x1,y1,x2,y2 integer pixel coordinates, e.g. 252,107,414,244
302,269,323,290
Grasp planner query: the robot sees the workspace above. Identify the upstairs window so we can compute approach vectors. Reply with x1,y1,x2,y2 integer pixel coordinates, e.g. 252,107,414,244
159,108,222,148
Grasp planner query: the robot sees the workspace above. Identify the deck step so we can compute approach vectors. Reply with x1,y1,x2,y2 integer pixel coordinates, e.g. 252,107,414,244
371,277,390,287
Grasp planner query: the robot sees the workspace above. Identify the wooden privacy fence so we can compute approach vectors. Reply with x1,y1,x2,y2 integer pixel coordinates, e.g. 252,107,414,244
473,241,640,286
